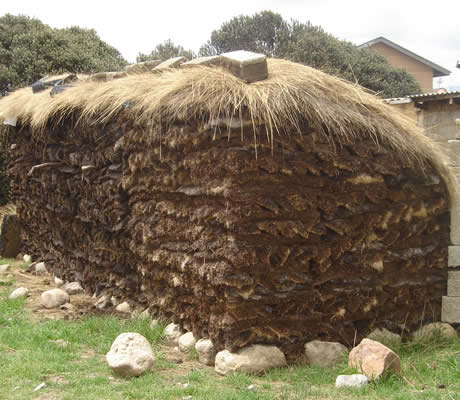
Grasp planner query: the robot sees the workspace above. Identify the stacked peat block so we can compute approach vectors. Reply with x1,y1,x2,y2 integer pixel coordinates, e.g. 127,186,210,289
443,118,460,323
1,51,455,360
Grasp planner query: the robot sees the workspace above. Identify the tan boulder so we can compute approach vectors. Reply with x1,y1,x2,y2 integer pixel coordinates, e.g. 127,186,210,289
215,345,286,376
348,338,400,380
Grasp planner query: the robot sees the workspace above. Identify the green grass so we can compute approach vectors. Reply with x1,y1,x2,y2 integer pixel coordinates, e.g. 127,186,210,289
0,270,459,400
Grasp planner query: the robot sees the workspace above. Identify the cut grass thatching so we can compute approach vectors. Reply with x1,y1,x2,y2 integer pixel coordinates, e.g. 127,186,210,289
0,59,455,197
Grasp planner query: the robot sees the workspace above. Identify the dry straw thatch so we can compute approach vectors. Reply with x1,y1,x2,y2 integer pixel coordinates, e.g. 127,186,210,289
0,58,455,197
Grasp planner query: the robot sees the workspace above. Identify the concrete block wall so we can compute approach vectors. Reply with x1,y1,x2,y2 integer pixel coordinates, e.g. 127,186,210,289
442,117,460,323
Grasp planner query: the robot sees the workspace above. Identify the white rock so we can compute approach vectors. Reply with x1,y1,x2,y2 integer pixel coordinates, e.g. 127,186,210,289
106,332,155,377
304,340,348,367
178,332,197,352
413,322,457,340
150,319,159,329
336,374,368,388
215,345,287,376
110,296,120,306
164,323,183,345
23,254,32,263
116,302,131,313
64,281,84,295
95,295,111,310
9,287,29,299
195,338,217,366
367,328,401,344
34,262,48,274
54,276,64,286
0,264,10,273
132,308,150,320
41,289,70,309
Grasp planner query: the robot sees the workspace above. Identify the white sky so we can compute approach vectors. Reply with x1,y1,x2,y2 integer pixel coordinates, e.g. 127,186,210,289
2,0,460,90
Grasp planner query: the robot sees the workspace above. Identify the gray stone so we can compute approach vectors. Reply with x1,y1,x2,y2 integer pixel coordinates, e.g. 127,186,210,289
336,374,368,388
195,339,216,366
220,50,268,83
442,297,460,323
448,271,460,296
349,339,400,380
153,56,187,70
64,281,84,295
34,262,48,274
106,332,155,377
95,295,111,310
178,332,197,352
304,340,348,367
215,345,287,376
0,264,10,273
366,328,401,345
9,287,29,299
41,288,70,309
414,321,458,340
164,323,183,346
448,246,460,267
116,302,131,313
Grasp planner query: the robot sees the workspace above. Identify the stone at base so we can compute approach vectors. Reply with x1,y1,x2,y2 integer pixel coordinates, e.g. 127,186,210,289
442,297,460,323
348,339,400,380
164,323,183,346
414,321,458,340
106,332,155,377
178,332,197,352
195,339,216,366
336,374,368,388
304,340,348,367
215,345,287,376
366,328,401,345
116,302,131,313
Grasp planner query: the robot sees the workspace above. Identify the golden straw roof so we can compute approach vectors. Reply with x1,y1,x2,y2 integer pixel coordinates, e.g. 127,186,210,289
0,58,455,197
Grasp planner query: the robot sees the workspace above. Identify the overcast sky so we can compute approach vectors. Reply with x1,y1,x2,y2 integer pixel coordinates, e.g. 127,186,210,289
3,0,460,90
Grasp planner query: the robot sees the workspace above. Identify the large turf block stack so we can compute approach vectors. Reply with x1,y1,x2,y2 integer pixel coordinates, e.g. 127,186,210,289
0,57,454,359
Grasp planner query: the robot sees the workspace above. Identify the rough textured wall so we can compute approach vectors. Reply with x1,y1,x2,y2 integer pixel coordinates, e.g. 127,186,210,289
8,115,449,359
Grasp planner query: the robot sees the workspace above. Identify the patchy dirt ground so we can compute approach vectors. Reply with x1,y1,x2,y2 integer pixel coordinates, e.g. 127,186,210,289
2,260,99,320
1,259,210,377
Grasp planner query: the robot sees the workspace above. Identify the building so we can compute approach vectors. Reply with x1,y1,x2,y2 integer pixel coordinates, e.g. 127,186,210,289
359,37,450,93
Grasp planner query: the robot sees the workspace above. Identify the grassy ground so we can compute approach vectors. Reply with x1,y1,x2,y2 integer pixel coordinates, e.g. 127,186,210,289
0,259,459,400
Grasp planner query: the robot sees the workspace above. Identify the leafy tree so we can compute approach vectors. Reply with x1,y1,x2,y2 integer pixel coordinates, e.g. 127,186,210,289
137,39,195,62
0,14,127,95
200,11,421,98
